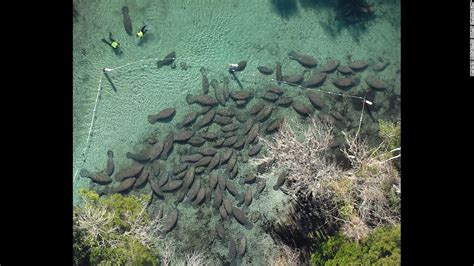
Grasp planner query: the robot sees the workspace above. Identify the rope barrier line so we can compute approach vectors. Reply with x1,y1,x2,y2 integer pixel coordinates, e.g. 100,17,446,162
73,55,372,181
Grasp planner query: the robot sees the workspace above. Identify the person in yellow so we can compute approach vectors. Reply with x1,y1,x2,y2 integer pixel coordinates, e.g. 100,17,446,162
101,32,122,54
137,24,150,39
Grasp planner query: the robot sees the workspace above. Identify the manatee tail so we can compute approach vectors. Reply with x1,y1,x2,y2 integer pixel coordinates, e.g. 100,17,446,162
287,51,298,60
186,94,195,104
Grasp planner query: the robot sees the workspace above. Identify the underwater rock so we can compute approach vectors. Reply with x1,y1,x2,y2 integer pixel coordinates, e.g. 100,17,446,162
288,51,318,67
366,76,388,91
160,132,174,160
319,59,340,73
157,52,176,68
349,60,369,71
126,151,150,163
248,143,263,157
162,209,178,233
200,67,210,94
121,6,132,36
114,163,144,182
276,62,282,85
301,72,327,88
80,169,112,184
257,66,274,75
148,108,176,124
306,91,327,110
273,169,288,190
106,150,114,176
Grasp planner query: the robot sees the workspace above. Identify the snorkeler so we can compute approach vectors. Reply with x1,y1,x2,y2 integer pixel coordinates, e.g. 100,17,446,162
102,32,122,53
137,24,150,39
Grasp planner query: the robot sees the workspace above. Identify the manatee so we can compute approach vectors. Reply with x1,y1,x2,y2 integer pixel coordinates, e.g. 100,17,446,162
248,143,263,157
157,52,176,68
306,91,327,110
218,174,227,191
221,123,240,132
269,86,284,95
200,67,210,94
149,179,164,198
219,205,228,220
223,136,238,147
212,79,227,106
126,151,150,163
276,62,282,85
333,77,356,89
148,108,176,124
214,189,223,209
155,205,164,220
113,177,137,193
157,171,169,187
206,153,221,173
282,74,304,85
121,6,132,36
209,172,218,190
230,165,239,179
366,76,388,91
194,109,215,130
114,163,144,182
244,189,253,208
246,123,260,144
173,163,188,175
216,107,235,117
161,180,183,192
330,111,344,121
162,209,178,233
301,72,327,88
216,223,225,239
213,115,234,125
337,65,354,75
223,77,230,101
148,142,164,161
288,51,318,67
175,170,187,180
237,235,247,257
188,136,206,146
241,118,255,136
230,90,254,101
372,61,390,72
177,111,198,128
193,187,206,206
248,101,265,115
233,137,245,150
180,154,203,163
195,166,206,175
214,137,225,147
196,147,218,156
106,150,114,176
226,180,240,199
186,94,218,106
133,169,149,188
256,160,274,174
160,132,174,160
198,106,212,115
200,131,220,141
193,156,213,168
235,111,248,123
266,117,284,133
275,96,293,107
257,66,274,75
228,239,237,261
223,197,233,215
261,92,280,102
174,129,194,142
183,166,196,188
232,207,251,229
292,100,313,116
80,169,112,184
255,104,273,122
240,173,256,185
349,60,368,71
220,149,234,164
186,178,201,202
225,154,237,174
174,189,186,205
273,169,288,190
319,59,340,73
235,100,247,107
151,160,161,176
222,131,237,138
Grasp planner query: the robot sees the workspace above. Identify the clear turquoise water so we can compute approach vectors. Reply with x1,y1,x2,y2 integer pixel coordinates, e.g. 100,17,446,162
73,0,400,263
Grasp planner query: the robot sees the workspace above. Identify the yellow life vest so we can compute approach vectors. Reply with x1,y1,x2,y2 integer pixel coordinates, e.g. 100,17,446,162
137,31,144,38
111,41,119,48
